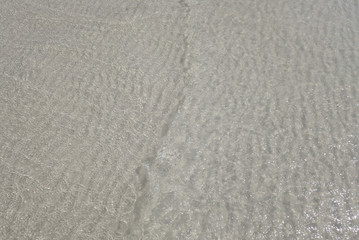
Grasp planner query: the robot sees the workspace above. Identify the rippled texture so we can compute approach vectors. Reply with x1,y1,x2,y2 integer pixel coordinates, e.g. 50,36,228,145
0,0,358,239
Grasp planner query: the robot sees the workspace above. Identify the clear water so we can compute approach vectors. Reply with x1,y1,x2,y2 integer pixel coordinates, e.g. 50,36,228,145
0,0,358,239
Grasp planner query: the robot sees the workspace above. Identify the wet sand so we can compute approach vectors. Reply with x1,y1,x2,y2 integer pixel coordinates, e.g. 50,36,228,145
0,0,358,239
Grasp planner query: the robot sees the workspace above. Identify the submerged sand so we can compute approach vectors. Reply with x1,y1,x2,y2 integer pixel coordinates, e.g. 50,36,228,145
0,0,358,239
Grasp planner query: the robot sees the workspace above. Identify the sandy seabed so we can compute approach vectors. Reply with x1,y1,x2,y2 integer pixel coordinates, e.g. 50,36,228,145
0,0,358,239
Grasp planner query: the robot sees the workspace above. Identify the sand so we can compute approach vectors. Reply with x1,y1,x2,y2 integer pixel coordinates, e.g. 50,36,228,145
0,0,358,239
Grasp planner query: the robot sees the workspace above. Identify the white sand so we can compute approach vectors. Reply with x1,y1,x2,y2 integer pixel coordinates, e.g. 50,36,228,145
1,0,358,239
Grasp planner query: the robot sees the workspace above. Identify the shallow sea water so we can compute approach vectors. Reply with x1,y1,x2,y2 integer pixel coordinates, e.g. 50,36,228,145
0,0,358,239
